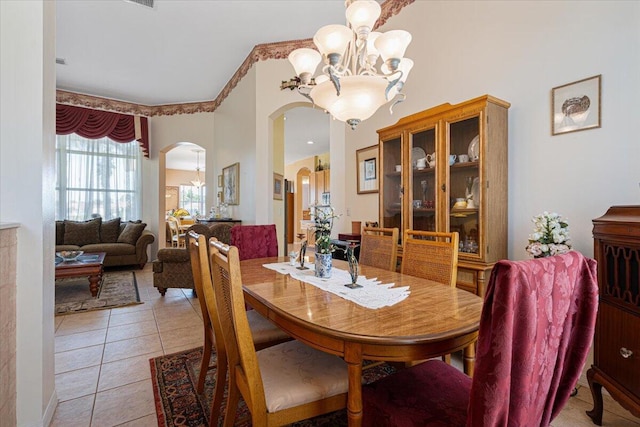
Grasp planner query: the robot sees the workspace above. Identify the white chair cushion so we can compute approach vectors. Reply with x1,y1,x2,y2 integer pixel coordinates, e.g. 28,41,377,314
247,310,290,344
257,340,348,413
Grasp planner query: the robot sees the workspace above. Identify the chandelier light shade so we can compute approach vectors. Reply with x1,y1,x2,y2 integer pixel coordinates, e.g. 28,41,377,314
284,0,413,129
191,149,205,188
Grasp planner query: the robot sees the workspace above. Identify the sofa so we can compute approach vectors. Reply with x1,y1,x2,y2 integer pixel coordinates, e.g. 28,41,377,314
55,217,155,269
152,222,235,295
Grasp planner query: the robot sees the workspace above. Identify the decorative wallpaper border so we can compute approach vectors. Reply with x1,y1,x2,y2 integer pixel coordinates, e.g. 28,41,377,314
56,0,414,117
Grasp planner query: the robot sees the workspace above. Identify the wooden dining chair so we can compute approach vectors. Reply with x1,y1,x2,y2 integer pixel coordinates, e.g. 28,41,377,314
359,226,399,272
208,239,349,427
187,231,220,395
167,216,185,247
362,251,599,427
187,232,291,424
401,230,459,287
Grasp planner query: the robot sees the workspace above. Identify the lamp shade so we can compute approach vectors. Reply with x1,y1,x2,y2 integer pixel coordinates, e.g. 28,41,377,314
384,58,414,100
288,48,321,77
375,30,412,62
314,74,330,85
310,75,388,124
346,0,381,33
382,58,414,82
366,31,382,59
313,24,352,58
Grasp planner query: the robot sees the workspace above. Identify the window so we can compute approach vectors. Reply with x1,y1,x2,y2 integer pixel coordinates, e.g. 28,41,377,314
55,134,142,221
179,185,205,217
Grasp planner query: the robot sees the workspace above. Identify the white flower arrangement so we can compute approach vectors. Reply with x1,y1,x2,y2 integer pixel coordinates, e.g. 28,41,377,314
311,205,340,254
525,211,572,258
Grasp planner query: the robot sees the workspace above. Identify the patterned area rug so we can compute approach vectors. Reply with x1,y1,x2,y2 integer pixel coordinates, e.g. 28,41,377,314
55,271,141,315
150,346,396,427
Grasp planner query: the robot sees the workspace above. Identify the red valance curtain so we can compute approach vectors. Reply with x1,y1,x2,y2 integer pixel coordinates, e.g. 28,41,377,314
56,104,149,158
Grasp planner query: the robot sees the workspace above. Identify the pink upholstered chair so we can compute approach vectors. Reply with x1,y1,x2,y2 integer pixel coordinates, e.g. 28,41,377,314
362,251,599,427
230,224,278,260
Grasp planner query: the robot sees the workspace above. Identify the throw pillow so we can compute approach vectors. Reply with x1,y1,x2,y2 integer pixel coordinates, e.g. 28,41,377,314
63,218,102,246
100,217,121,243
55,221,65,245
117,222,146,245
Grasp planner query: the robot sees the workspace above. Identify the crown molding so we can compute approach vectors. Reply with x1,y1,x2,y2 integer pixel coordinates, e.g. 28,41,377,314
56,0,414,117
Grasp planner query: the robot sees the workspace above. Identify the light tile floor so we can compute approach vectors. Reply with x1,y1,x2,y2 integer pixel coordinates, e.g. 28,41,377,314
50,264,640,426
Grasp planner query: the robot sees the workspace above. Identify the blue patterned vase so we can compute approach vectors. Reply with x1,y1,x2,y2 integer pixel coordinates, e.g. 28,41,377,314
315,252,332,278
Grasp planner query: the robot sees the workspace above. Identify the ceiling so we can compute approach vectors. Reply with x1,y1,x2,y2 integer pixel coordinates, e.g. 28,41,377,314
56,0,351,106
56,0,346,170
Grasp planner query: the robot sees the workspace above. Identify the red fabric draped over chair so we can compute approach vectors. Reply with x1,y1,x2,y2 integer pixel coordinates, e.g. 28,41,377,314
362,251,599,427
230,224,278,261
56,104,149,157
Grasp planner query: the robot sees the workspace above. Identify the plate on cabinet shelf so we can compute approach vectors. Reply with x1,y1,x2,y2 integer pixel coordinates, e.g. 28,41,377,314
468,135,479,161
411,147,426,167
472,177,480,207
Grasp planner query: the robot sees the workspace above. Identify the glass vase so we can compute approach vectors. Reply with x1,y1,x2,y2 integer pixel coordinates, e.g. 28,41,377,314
314,252,332,278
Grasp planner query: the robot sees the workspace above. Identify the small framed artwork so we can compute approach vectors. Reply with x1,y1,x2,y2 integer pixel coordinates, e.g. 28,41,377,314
356,145,379,194
273,173,284,200
217,174,222,188
552,74,601,136
222,162,239,205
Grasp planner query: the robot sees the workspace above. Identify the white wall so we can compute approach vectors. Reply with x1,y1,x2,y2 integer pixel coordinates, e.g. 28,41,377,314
213,67,258,223
0,1,57,425
344,0,640,260
273,115,285,252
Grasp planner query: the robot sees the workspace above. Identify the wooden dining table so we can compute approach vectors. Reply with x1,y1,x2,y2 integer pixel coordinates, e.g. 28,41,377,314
240,257,484,427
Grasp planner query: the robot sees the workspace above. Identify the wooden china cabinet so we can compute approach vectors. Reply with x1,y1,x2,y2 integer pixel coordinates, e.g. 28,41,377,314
588,206,640,424
377,95,509,296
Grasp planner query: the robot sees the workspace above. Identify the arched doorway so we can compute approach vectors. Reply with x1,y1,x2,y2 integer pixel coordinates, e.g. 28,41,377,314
280,106,330,252
160,142,206,248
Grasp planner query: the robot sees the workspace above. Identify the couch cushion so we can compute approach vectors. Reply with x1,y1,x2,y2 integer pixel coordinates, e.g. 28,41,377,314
82,243,136,256
56,221,65,245
117,222,147,245
63,218,102,246
100,217,121,243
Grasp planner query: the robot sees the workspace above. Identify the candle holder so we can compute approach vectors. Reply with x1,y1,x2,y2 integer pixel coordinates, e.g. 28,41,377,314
344,244,362,288
297,240,309,270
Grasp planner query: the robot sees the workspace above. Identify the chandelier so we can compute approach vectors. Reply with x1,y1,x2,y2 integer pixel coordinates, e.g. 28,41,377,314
284,0,413,130
191,149,205,188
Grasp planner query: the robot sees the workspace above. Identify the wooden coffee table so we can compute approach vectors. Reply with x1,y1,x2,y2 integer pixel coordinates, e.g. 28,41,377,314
55,252,107,297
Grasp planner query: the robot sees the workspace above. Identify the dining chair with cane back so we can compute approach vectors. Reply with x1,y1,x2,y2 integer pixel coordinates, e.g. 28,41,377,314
187,231,220,397
401,230,459,287
362,251,599,427
209,239,350,427
167,216,186,248
187,233,291,424
359,226,399,272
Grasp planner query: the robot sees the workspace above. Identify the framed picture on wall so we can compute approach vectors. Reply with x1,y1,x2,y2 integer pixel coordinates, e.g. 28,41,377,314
222,162,239,205
273,173,284,200
552,74,601,135
217,174,222,188
356,145,379,194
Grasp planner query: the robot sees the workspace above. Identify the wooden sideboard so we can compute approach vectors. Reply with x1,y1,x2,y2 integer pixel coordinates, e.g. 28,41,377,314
588,206,640,424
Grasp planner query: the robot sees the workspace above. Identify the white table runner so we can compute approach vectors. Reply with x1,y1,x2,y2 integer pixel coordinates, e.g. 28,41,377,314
261,262,410,309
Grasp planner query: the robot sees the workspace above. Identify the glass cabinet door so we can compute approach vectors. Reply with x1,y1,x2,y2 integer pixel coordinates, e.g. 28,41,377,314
380,136,403,235
409,126,437,233
447,115,481,257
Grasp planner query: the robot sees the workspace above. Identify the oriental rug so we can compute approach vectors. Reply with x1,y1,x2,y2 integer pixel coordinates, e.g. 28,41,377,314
55,271,141,315
150,346,396,427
